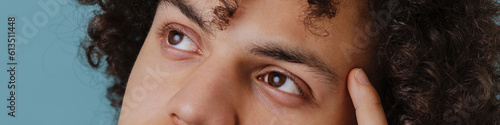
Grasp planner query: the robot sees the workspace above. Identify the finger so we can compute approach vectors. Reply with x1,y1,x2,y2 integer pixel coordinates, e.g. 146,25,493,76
347,68,387,125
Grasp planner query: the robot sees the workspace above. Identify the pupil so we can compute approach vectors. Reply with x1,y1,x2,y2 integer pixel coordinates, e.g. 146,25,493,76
273,76,280,83
173,34,180,40
167,31,183,45
268,72,286,87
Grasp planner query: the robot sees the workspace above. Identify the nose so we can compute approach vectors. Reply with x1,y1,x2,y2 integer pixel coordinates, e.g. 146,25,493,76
166,58,241,125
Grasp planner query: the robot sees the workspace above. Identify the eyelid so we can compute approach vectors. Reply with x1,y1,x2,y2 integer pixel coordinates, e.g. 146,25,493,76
158,23,203,55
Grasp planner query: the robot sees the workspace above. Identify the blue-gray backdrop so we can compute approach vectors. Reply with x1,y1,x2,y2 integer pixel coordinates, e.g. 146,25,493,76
1,0,114,124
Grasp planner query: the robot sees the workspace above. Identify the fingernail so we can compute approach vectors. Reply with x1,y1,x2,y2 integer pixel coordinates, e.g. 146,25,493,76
355,69,370,85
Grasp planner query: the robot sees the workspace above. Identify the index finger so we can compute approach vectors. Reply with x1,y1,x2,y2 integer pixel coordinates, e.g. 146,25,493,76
347,68,387,125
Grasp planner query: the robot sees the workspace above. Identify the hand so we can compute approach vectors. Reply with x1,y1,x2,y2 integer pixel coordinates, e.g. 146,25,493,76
347,68,388,125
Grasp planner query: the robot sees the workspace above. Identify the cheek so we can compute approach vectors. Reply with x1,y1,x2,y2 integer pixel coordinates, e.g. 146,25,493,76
126,36,181,98
118,37,186,123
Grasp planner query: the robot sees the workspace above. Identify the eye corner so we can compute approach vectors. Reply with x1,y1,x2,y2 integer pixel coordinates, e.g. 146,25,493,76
256,74,265,81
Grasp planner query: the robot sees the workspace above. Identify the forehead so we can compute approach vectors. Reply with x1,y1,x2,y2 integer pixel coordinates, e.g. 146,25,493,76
158,0,312,36
226,0,311,41
156,0,370,49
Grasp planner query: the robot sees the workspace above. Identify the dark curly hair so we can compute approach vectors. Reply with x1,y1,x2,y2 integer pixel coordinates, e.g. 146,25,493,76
79,0,500,124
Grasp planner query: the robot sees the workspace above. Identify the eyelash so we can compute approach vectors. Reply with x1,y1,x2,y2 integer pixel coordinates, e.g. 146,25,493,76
158,23,178,35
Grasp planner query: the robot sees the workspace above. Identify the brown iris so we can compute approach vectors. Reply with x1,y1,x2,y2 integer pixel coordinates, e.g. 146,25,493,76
268,72,286,87
167,30,184,45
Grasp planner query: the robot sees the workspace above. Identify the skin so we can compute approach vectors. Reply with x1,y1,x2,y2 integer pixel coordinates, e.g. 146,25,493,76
118,0,386,124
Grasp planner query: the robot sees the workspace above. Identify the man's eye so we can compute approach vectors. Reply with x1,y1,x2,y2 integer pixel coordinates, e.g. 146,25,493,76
261,72,301,95
166,30,197,52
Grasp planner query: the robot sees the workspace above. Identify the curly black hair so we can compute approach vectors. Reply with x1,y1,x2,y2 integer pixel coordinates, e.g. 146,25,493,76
78,0,500,124
372,0,500,124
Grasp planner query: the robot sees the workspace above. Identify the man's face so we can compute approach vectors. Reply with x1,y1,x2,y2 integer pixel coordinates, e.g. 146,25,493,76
119,0,374,124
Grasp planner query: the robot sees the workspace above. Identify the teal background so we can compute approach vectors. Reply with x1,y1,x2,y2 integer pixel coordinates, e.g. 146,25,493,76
1,0,115,124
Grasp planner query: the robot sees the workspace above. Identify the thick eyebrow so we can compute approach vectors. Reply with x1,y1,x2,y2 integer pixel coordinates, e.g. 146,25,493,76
159,0,211,32
249,43,339,85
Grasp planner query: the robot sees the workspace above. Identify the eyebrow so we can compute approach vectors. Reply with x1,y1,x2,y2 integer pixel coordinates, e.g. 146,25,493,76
160,0,211,32
249,43,339,84
160,0,338,84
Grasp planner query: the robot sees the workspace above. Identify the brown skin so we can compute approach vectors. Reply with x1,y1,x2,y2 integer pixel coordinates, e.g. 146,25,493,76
118,0,383,124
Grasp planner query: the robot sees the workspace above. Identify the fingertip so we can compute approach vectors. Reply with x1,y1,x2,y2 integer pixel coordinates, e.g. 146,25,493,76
347,68,366,91
354,69,370,85
348,68,379,105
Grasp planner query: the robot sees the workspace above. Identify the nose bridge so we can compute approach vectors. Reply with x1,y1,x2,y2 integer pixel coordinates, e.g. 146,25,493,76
167,55,240,124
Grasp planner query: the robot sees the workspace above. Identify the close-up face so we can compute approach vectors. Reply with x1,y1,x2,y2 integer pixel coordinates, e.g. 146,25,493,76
119,0,376,124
